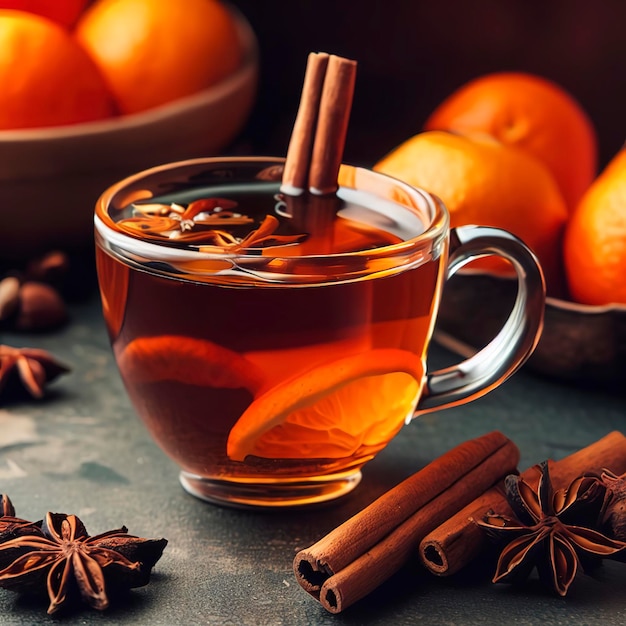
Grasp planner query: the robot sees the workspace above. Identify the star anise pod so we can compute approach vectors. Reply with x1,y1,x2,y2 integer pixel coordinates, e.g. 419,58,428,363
0,495,40,543
594,469,626,542
1,494,14,517
0,511,167,614
477,461,626,596
119,196,306,249
0,344,69,401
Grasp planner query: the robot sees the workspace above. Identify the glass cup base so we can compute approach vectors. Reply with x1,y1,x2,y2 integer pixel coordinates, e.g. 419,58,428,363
178,470,363,508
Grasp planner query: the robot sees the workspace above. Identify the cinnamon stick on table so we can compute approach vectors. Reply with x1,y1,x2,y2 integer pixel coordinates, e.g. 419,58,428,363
293,431,519,614
419,430,626,577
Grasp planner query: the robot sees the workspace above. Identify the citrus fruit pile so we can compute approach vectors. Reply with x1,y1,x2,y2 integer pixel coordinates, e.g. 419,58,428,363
374,71,626,307
0,0,244,129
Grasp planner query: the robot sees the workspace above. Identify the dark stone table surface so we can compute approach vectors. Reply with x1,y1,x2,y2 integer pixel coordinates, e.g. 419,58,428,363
1,295,626,625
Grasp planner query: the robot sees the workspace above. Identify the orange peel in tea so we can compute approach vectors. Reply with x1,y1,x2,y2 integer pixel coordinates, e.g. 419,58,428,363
227,349,424,461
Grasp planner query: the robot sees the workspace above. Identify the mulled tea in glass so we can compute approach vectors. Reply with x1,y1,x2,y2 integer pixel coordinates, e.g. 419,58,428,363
94,156,544,508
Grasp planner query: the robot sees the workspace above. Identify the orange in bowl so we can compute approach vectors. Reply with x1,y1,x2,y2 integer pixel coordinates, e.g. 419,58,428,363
424,72,598,213
75,0,244,115
0,4,258,261
0,0,88,28
0,9,114,130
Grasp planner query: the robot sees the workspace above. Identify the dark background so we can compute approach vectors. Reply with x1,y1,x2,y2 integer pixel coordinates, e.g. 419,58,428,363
232,0,625,171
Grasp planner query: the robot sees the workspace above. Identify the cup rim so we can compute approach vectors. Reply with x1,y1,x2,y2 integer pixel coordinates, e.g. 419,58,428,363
94,156,450,285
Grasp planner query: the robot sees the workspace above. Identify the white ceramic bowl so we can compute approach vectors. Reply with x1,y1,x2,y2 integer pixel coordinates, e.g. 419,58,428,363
0,8,258,261
434,271,626,385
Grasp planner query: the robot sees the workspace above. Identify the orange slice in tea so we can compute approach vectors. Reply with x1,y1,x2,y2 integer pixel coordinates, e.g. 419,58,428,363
243,334,372,388
227,349,424,461
117,335,266,394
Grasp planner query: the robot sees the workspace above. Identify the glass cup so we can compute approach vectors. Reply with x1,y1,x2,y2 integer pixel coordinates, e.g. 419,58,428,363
94,156,545,508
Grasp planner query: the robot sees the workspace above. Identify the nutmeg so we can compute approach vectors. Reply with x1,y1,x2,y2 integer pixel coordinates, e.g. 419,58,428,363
14,282,68,331
0,276,20,322
25,251,70,285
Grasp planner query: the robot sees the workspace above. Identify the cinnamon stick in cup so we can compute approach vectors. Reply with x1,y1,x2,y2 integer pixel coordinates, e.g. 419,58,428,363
280,52,357,248
281,52,356,196
308,54,357,195
293,431,519,613
281,52,329,196
419,430,626,577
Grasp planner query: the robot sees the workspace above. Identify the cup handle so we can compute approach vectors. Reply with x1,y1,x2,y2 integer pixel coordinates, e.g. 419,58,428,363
414,225,546,416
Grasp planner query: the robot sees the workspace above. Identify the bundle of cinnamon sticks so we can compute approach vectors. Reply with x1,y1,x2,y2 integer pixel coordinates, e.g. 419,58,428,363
293,431,519,613
281,51,356,197
293,430,626,614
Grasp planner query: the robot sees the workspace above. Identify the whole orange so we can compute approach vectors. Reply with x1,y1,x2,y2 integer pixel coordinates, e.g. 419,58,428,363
563,147,626,305
0,10,115,129
424,72,598,213
75,0,243,115
0,0,88,28
374,130,569,294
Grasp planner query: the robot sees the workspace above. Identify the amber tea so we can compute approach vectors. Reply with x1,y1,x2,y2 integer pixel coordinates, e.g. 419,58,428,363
95,157,545,507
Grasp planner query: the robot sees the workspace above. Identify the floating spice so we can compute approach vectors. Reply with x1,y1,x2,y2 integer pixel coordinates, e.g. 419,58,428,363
117,197,305,250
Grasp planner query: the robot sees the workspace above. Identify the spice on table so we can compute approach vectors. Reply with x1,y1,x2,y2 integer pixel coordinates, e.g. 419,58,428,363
25,250,70,287
0,250,70,332
0,495,39,543
476,461,626,596
0,344,70,401
0,276,20,322
293,431,520,614
419,430,626,576
14,281,68,331
597,469,626,541
0,495,13,517
0,507,167,615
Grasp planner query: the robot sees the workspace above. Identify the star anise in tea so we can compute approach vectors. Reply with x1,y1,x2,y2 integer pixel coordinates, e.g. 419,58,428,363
117,197,306,249
0,344,69,401
477,461,626,596
0,508,167,615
